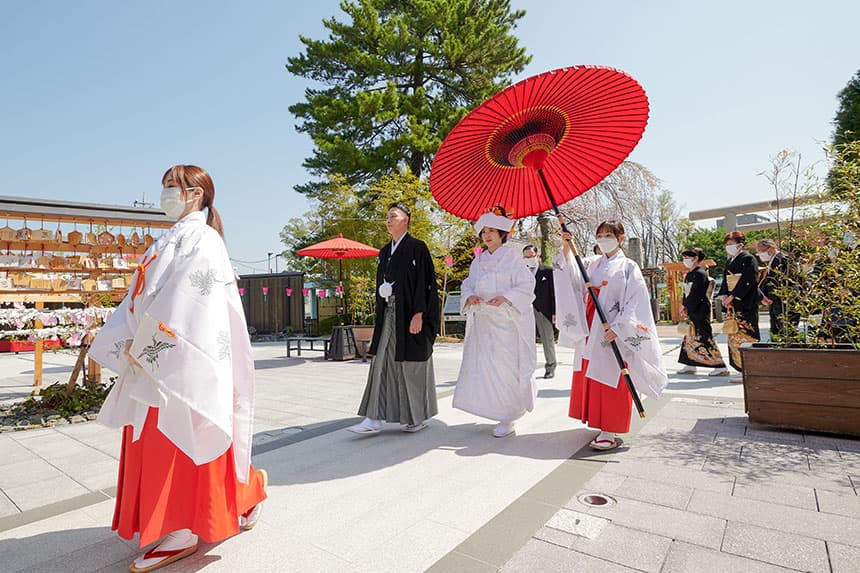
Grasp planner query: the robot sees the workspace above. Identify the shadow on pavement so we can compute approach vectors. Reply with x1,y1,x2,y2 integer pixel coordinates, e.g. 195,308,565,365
261,420,595,486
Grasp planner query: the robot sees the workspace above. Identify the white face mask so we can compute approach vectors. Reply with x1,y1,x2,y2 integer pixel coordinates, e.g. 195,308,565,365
682,258,695,268
757,251,772,262
160,187,193,220
524,257,539,269
725,243,740,256
596,237,619,254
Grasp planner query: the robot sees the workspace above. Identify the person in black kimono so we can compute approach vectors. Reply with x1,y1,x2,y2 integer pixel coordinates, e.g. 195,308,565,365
677,247,728,375
523,245,556,378
755,239,797,342
348,202,439,434
717,231,761,381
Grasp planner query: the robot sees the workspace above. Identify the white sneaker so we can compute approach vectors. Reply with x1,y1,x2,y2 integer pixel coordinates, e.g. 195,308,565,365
130,529,198,573
493,421,516,438
346,417,384,434
677,365,698,374
709,368,730,377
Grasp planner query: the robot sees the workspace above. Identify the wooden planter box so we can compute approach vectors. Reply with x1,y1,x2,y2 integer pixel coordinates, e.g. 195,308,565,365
740,342,860,436
0,339,62,353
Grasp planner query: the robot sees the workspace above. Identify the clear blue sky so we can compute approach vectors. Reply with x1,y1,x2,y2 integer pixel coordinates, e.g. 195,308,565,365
2,1,857,272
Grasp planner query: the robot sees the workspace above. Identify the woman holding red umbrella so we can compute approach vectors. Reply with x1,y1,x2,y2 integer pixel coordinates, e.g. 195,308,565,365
554,221,667,450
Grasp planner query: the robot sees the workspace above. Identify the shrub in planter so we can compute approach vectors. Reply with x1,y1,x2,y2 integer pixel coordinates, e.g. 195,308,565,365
740,141,860,435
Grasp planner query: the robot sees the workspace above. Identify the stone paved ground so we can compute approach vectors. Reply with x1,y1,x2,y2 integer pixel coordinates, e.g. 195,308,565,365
497,395,860,573
0,318,857,572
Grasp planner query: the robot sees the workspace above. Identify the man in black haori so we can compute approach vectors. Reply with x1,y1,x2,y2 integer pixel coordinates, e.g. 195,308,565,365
347,202,439,434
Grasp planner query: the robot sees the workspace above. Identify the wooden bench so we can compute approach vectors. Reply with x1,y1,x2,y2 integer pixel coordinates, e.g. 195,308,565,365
286,336,330,358
352,325,375,362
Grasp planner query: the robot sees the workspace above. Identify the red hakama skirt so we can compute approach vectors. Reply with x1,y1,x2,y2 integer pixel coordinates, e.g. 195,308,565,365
568,289,633,434
113,407,267,547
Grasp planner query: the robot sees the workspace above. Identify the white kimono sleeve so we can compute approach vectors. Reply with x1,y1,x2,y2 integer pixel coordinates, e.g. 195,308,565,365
608,260,667,399
499,259,535,315
129,231,254,481
553,251,588,354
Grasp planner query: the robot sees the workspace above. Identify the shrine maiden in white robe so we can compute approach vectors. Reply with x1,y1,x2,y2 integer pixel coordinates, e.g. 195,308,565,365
453,245,538,421
553,250,667,399
89,211,255,482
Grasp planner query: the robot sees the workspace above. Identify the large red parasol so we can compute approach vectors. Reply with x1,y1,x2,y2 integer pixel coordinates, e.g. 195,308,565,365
296,233,379,260
430,65,649,221
296,234,379,321
430,65,650,417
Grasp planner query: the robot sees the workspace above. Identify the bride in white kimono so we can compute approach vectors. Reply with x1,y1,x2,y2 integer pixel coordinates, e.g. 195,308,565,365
453,209,537,438
89,165,267,573
554,220,667,450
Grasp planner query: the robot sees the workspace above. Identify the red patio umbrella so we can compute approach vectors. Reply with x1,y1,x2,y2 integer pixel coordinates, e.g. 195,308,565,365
429,65,650,416
296,234,379,320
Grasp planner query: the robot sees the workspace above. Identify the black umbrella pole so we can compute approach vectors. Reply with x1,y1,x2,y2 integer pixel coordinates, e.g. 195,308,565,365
537,170,646,417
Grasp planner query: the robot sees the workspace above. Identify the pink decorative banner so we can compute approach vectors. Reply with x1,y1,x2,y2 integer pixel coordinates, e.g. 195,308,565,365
302,288,310,297
444,255,454,267
317,289,327,298
285,287,293,296
473,246,483,257
238,287,245,296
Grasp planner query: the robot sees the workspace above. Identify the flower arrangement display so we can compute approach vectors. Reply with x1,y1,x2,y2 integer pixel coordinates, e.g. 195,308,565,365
0,305,115,347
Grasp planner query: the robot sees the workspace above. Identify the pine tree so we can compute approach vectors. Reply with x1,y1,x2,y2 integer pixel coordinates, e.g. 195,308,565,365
287,0,531,196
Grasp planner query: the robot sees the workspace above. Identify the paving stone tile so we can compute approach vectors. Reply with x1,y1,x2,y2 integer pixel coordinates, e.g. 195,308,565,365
0,439,38,464
565,523,672,573
687,489,860,548
829,541,860,573
500,538,636,573
661,540,796,573
573,495,726,549
4,474,90,511
545,508,609,540
815,488,860,518
0,492,19,518
722,521,829,572
0,459,63,489
731,479,817,510
578,470,627,495
18,536,136,573
601,459,734,494
616,476,694,510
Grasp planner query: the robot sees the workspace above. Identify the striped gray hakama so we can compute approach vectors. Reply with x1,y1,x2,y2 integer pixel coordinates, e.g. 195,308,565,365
358,297,438,425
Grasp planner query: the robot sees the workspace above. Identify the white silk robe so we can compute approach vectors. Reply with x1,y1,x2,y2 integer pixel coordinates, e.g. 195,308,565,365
89,211,255,482
553,250,667,399
453,245,538,421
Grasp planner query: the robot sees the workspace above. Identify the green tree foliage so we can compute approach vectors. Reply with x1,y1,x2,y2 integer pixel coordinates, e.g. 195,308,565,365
286,0,531,196
777,141,860,347
280,171,473,324
834,69,860,146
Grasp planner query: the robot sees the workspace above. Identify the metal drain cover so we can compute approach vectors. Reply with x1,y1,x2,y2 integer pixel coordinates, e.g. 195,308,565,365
577,493,616,507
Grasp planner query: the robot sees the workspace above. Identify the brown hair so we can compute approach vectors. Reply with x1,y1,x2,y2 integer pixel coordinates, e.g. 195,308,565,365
723,230,746,244
161,165,223,238
596,220,625,238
